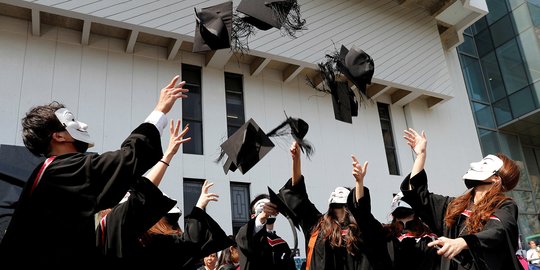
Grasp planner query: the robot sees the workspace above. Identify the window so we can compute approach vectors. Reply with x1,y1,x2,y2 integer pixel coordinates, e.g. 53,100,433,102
230,182,250,235
224,73,246,137
182,64,203,155
183,178,204,216
377,103,400,175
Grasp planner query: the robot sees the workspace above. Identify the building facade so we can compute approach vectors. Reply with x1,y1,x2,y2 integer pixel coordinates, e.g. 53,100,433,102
0,0,489,253
458,0,540,240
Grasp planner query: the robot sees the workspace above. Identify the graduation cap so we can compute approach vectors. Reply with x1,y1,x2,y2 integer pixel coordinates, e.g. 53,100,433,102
331,81,356,124
218,118,275,174
267,187,299,228
336,45,375,96
193,1,233,53
266,115,314,158
236,0,305,36
268,186,299,259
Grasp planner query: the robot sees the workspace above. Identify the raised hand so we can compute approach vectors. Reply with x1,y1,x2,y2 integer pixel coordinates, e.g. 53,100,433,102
291,142,301,185
163,119,191,163
196,180,219,210
257,201,279,224
351,155,368,182
403,128,427,156
427,237,468,260
155,75,189,114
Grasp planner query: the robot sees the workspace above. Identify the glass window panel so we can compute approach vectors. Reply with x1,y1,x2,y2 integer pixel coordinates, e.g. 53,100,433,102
224,73,245,138
472,102,496,128
523,147,540,196
464,26,473,35
512,3,533,33
225,73,243,92
385,149,400,175
473,17,488,34
498,133,531,190
458,35,478,56
534,148,540,195
230,182,250,235
228,126,240,138
517,28,540,83
183,120,203,155
481,52,507,101
509,86,536,117
486,0,509,24
513,190,536,213
478,128,500,155
183,179,204,216
508,0,525,10
182,92,202,120
497,39,531,94
518,214,540,239
493,98,513,125
491,15,516,47
377,103,399,175
182,65,202,85
460,55,489,102
532,81,540,105
475,29,495,57
529,1,540,27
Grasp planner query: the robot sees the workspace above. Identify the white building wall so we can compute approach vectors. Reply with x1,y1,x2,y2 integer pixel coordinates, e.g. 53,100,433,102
0,14,482,255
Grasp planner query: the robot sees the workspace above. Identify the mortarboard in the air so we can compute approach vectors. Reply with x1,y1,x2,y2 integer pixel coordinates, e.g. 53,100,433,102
218,118,275,174
193,1,233,53
268,187,299,228
236,0,305,34
266,115,314,158
331,81,355,124
336,45,375,97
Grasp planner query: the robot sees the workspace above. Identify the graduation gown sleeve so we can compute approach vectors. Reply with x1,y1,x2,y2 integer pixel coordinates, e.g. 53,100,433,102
347,186,392,270
97,176,176,258
399,169,453,236
278,175,322,239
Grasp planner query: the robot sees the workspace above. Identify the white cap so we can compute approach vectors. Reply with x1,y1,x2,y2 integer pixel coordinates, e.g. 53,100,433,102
462,154,503,181
54,108,94,147
328,187,350,205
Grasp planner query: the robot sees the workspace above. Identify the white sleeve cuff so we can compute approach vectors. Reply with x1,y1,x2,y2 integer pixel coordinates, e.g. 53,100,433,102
253,218,265,235
144,111,167,136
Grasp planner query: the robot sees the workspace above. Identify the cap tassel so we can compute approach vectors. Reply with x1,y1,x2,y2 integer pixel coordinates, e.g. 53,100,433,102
268,1,306,38
266,117,314,159
231,13,257,54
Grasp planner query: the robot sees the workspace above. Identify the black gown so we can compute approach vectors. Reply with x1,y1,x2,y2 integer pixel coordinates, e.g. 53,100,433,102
400,169,520,270
236,218,297,270
0,123,163,268
279,176,391,270
97,175,234,269
387,232,441,270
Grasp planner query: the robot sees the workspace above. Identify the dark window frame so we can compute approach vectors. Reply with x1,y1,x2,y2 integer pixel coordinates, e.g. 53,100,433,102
224,72,245,137
377,103,400,175
182,64,204,155
230,181,250,236
183,178,205,218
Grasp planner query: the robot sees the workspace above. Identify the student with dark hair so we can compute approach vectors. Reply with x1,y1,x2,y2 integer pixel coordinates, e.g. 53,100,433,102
236,193,296,270
96,120,233,268
278,142,390,270
382,192,440,270
218,235,240,270
197,252,218,270
0,76,188,267
401,128,521,270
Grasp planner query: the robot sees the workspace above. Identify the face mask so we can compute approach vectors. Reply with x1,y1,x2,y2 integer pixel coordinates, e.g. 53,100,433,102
266,217,276,224
72,140,89,153
464,179,493,189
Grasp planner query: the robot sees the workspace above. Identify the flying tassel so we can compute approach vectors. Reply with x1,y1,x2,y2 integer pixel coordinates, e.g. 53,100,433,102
266,116,314,159
268,1,306,38
231,13,258,54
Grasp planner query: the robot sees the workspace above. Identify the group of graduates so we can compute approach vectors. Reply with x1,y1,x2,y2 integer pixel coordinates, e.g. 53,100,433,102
0,74,525,270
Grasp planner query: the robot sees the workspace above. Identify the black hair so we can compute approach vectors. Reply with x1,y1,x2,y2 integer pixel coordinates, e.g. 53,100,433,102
249,194,270,214
21,101,65,156
217,235,238,266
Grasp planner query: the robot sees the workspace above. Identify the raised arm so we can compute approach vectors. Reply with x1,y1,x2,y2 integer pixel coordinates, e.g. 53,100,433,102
196,180,219,210
145,120,190,187
291,141,301,186
154,75,189,114
351,155,368,200
404,128,427,180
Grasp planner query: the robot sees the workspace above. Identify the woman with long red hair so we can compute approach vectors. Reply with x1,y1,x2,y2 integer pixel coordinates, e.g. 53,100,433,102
401,128,521,270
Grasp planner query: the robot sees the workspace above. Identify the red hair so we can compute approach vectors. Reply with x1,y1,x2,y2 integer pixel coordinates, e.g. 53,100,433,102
444,153,520,233
313,206,362,255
